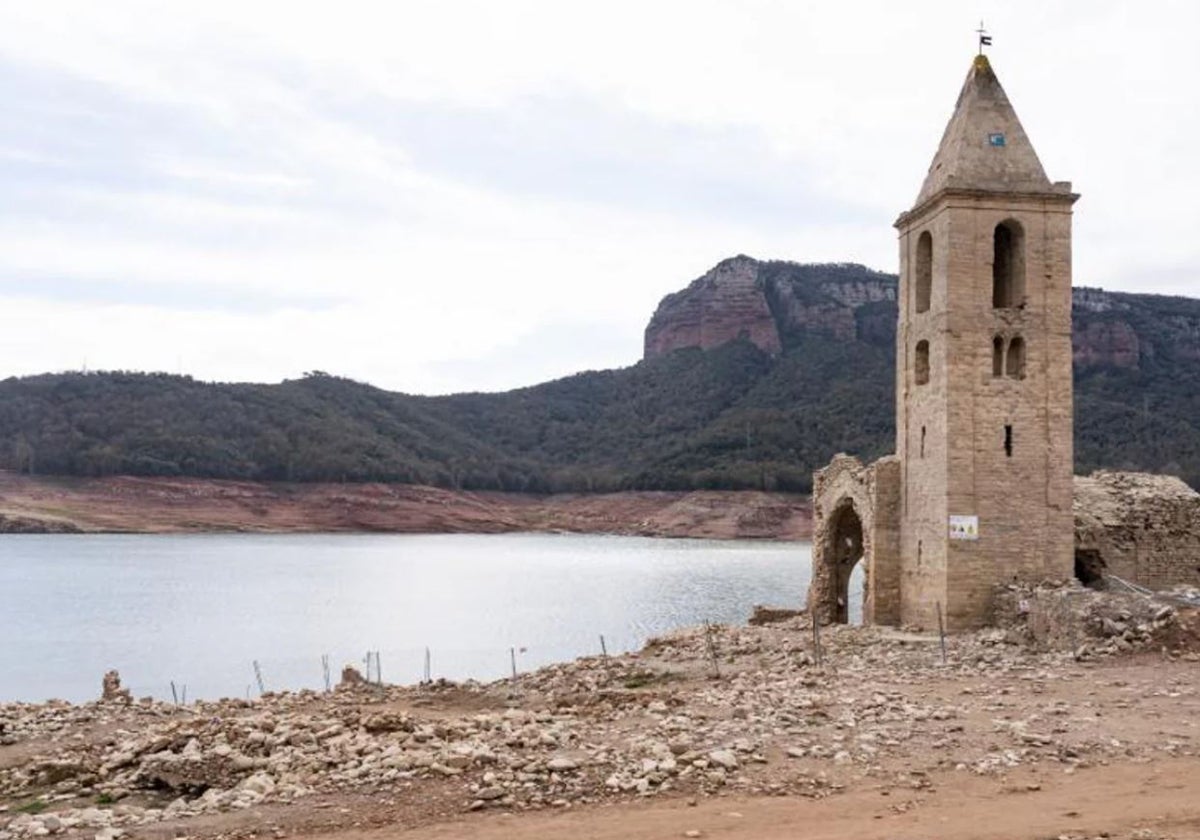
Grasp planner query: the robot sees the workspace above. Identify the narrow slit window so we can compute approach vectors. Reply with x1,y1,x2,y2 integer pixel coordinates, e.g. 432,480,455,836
1006,336,1025,379
914,340,930,386
1004,424,1013,457
992,335,1004,377
992,220,1026,309
915,231,932,313
920,425,926,458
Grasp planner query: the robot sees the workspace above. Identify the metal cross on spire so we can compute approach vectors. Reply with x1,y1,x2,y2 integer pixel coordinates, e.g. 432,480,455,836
976,21,992,55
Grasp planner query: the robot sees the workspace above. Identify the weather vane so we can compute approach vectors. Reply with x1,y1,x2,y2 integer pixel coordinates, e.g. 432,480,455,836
976,21,992,55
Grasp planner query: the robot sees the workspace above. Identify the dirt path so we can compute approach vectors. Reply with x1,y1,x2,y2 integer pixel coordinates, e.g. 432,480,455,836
367,758,1200,840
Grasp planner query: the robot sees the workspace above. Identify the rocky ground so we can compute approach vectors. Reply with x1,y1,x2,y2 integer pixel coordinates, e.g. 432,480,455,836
0,472,810,539
2,583,1199,840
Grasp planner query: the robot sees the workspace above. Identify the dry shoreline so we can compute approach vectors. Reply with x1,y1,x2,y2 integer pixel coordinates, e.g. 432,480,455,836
9,472,1199,838
2,606,1198,840
0,471,813,540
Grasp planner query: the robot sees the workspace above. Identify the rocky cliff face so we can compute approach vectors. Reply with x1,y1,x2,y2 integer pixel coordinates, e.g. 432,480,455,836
644,258,1200,376
643,256,782,358
1072,319,1141,369
1071,287,1200,371
638,259,1200,487
1071,288,1143,369
644,257,895,358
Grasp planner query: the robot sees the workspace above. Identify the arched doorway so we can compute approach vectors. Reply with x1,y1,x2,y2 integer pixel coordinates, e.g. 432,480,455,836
827,501,866,624
808,454,899,627
1074,548,1107,589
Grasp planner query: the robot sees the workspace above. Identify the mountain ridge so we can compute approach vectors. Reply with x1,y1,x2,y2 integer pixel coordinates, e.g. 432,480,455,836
2,257,1198,491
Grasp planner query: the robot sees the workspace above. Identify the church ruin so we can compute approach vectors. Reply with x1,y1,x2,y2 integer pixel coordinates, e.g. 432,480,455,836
1074,471,1200,591
807,53,1200,629
808,54,1078,630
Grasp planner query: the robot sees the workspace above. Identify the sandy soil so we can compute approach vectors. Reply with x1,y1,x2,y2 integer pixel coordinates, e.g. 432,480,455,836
0,471,811,539
370,759,1200,840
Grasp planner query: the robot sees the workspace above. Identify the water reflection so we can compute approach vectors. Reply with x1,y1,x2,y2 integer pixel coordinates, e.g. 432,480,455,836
0,533,853,703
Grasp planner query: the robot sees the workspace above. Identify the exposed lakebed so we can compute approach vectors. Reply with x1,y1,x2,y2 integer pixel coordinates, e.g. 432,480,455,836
1,533,848,703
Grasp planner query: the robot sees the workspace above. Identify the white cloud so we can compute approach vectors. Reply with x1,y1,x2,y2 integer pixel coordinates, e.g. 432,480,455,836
0,0,1197,393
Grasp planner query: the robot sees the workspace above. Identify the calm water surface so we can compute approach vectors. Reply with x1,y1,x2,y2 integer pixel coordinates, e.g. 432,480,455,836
0,533,845,703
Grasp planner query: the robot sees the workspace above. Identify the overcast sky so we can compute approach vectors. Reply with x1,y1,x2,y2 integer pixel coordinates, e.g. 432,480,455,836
1,1,1197,394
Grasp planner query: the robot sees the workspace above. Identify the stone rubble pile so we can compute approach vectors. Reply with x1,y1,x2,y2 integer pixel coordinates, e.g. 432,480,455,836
993,580,1187,658
1074,469,1200,591
2,608,1197,840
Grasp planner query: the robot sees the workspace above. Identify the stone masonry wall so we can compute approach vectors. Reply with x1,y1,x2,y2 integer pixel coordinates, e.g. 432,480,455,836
1074,471,1200,590
896,192,1076,631
946,195,1076,628
807,454,901,626
896,208,950,631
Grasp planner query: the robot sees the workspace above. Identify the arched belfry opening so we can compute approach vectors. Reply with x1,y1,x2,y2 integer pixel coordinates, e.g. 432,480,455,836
827,501,865,624
1006,336,1025,379
914,340,930,385
992,220,1026,308
914,231,932,313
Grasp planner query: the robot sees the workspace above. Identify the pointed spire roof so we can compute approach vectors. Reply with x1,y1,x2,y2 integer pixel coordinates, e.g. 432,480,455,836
914,54,1056,206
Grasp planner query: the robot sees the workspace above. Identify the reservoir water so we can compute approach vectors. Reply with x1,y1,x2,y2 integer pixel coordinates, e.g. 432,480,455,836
0,533,846,703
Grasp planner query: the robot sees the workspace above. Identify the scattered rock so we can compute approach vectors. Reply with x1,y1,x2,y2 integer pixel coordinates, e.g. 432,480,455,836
100,672,131,705
0,597,1194,839
707,750,739,770
337,666,365,688
748,606,802,626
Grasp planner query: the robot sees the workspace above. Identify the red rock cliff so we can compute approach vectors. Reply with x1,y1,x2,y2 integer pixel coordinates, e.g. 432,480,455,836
643,257,897,359
643,256,782,358
1072,320,1141,369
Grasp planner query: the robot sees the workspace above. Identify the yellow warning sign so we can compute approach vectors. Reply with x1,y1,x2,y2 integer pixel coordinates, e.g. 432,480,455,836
949,515,979,540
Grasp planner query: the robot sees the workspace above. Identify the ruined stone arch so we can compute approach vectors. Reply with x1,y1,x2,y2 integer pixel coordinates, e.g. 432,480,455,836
807,454,900,626
825,499,866,623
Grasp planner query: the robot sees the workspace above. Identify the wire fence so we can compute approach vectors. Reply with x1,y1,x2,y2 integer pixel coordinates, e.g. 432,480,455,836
1106,573,1200,607
115,633,645,704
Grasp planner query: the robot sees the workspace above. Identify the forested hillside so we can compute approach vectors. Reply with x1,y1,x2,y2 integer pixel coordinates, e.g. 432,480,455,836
2,259,1197,491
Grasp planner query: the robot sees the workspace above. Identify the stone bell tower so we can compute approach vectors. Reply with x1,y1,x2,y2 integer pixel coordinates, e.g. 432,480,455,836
894,54,1078,630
